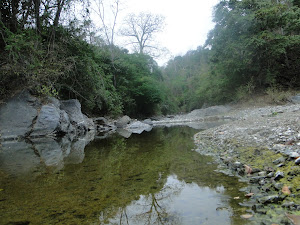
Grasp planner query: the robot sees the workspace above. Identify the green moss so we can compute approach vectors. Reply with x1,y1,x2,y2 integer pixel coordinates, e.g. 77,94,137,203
234,146,282,170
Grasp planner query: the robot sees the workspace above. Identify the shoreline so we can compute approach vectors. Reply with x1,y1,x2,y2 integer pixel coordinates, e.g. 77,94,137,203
194,103,300,224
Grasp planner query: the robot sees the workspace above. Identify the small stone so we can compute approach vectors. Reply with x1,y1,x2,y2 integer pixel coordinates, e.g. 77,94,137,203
282,202,295,208
295,158,300,165
273,183,283,191
258,171,266,176
266,172,275,178
273,157,286,165
241,214,253,219
289,152,300,159
274,171,284,181
277,163,285,167
233,196,240,199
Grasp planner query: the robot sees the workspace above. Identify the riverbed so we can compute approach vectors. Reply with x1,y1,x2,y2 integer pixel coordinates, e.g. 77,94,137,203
0,126,250,225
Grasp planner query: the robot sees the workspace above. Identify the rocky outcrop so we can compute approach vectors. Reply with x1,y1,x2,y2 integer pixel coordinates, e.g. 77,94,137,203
0,90,94,141
0,90,96,174
116,115,131,128
0,90,39,140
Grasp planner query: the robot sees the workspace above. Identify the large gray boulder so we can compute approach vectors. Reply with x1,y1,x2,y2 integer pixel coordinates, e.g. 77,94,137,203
0,90,38,140
116,115,131,128
60,99,94,135
30,104,61,137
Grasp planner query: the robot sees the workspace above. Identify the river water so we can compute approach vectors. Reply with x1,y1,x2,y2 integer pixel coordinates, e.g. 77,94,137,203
0,126,250,225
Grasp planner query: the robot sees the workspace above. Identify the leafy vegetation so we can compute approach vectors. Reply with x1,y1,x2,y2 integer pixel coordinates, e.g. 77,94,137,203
1,0,300,116
162,0,300,112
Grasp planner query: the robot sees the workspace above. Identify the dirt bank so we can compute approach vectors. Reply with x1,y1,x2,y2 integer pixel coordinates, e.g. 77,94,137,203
194,102,300,225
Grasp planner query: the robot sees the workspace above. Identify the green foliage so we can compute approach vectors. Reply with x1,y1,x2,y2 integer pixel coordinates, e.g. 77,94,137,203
161,0,300,113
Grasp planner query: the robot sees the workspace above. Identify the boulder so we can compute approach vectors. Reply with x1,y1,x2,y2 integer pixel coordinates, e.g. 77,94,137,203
0,90,38,140
116,115,131,128
30,104,61,137
60,99,94,135
126,121,152,134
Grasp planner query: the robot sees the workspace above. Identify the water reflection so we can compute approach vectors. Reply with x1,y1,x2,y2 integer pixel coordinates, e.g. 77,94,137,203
0,126,248,225
106,175,237,225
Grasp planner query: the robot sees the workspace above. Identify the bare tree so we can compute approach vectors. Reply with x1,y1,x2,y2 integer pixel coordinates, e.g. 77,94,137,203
92,0,120,86
121,12,165,55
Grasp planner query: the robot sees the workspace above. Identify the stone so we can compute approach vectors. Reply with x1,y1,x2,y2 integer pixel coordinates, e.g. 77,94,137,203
274,171,284,181
0,90,38,140
94,117,108,126
126,121,152,134
143,119,153,125
295,158,300,165
289,152,300,159
116,115,131,128
30,104,61,137
250,176,264,183
273,157,286,165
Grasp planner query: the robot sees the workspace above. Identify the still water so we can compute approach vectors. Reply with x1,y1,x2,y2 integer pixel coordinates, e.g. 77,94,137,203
0,126,249,225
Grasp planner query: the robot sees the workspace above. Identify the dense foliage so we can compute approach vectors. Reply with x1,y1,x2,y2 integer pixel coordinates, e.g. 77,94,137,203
1,0,300,116
162,0,300,112
0,0,164,116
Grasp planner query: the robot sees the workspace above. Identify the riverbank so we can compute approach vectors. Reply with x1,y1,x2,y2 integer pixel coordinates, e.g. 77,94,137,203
194,101,300,224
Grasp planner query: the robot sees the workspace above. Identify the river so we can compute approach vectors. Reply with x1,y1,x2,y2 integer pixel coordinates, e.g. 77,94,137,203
0,126,250,225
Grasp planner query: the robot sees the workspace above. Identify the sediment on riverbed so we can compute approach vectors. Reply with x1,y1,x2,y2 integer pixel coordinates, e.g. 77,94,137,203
194,103,300,224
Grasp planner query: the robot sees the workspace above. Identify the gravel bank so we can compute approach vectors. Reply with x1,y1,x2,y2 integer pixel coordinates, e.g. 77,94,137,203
194,103,300,225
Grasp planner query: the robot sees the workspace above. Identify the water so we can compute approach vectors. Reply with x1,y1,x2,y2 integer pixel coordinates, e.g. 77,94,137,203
0,126,249,225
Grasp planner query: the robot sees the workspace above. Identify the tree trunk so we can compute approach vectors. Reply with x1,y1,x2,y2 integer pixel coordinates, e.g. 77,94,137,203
11,0,19,32
53,0,65,28
34,0,41,33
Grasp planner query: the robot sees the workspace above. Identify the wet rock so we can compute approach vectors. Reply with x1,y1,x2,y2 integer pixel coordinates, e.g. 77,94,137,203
274,171,284,181
116,115,131,128
0,90,38,140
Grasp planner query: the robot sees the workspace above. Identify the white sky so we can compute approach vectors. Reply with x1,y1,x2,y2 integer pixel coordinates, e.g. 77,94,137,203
91,0,220,66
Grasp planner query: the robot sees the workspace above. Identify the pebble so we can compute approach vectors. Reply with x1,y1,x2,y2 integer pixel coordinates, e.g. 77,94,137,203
295,158,300,165
274,171,284,181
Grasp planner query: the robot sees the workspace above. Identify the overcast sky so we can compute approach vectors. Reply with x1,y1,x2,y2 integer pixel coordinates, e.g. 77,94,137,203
91,0,220,65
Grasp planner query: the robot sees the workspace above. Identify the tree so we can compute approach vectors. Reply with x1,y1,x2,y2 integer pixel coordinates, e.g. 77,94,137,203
121,12,165,55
